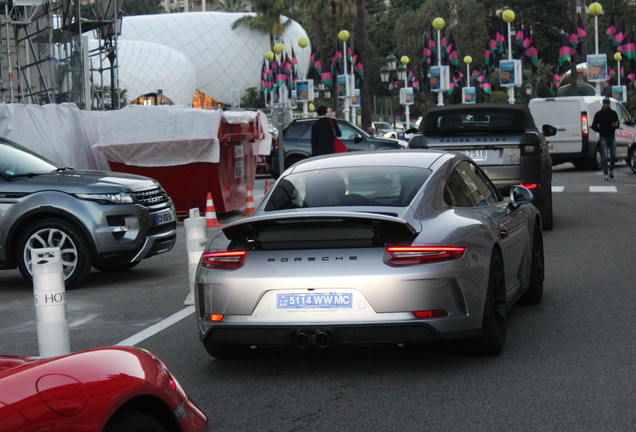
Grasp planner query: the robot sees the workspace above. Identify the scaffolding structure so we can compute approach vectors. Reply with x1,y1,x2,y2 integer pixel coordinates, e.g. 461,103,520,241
0,0,121,109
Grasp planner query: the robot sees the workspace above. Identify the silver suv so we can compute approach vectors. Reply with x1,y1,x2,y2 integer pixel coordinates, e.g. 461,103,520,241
0,138,177,288
408,104,555,230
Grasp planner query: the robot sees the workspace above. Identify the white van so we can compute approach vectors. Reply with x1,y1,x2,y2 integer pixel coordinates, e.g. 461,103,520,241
528,96,636,170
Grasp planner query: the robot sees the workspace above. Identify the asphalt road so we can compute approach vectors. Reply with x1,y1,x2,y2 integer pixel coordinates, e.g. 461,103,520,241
2,166,636,431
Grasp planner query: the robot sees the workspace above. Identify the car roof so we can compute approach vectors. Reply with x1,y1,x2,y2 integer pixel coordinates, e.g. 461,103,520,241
288,150,448,173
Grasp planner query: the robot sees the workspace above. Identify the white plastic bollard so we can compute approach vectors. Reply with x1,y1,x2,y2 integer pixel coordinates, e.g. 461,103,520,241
32,247,70,357
184,208,208,305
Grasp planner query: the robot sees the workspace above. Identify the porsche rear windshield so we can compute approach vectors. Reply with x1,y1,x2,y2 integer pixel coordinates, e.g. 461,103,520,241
265,166,431,211
423,108,534,134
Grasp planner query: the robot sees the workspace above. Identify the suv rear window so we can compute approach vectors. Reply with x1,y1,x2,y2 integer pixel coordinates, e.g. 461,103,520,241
423,108,534,134
284,123,311,139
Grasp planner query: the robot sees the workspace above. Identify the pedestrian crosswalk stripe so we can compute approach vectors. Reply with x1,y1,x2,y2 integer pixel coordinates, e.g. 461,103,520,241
552,186,565,192
589,186,618,193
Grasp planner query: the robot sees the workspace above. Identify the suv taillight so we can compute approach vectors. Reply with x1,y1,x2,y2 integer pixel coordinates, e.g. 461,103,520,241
581,114,589,138
520,132,541,155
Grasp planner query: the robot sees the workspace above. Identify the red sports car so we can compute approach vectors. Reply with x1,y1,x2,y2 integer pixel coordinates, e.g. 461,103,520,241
0,346,208,432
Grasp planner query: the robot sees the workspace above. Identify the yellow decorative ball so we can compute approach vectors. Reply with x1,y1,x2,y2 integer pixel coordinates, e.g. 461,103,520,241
338,30,350,42
615,52,623,61
589,2,602,16
265,51,274,61
502,10,515,23
464,55,473,64
298,37,309,48
309,103,315,112
401,56,410,65
273,43,284,54
432,17,445,30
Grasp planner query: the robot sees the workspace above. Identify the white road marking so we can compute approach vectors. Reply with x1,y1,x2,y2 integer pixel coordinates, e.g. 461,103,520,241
68,314,99,328
552,186,565,192
116,306,195,347
589,186,618,193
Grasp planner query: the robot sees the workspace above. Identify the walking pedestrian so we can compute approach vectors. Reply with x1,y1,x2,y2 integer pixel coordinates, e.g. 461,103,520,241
311,105,341,156
591,97,620,180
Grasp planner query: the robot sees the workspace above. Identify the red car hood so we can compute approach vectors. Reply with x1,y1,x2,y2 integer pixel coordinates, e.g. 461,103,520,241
0,355,39,374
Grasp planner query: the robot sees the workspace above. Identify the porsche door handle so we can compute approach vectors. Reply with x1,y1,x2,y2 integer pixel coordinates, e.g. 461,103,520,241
499,228,508,239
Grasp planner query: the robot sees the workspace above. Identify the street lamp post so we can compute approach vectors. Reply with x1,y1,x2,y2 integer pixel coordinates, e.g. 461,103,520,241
432,17,445,106
589,2,603,96
380,60,397,128
398,57,409,126
338,30,351,123
273,42,285,177
298,37,309,118
502,9,515,104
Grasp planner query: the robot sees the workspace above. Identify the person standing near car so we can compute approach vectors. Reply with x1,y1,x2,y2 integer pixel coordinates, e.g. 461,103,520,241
311,105,341,156
591,97,620,180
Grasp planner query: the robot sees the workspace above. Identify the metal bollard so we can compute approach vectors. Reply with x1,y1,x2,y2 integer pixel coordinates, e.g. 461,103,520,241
32,247,70,357
184,208,208,305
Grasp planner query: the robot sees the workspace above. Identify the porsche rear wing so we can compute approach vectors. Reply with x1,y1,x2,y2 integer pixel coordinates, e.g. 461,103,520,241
222,210,422,251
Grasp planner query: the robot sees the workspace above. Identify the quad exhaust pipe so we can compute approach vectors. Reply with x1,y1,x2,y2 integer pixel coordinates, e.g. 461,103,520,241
294,330,332,348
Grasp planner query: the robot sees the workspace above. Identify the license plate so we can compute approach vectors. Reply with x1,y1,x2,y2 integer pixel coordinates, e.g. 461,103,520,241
461,150,488,161
277,293,353,309
154,209,175,225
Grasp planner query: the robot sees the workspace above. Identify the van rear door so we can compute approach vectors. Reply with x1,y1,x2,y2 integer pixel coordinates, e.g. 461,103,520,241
530,99,583,154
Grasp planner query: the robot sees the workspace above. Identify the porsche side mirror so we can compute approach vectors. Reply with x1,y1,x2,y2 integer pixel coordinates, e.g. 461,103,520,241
354,133,363,143
542,124,557,137
510,185,534,205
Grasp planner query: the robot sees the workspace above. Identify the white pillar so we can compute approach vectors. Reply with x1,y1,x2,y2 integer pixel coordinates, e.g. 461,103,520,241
184,208,207,306
302,101,308,118
202,0,206,11
33,248,70,357
404,73,409,126
618,60,621,86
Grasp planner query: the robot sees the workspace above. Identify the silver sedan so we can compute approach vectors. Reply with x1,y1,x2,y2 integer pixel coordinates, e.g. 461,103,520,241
195,150,544,358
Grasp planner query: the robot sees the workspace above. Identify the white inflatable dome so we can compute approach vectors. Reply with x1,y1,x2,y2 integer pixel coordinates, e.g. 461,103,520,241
89,39,197,106
116,12,311,105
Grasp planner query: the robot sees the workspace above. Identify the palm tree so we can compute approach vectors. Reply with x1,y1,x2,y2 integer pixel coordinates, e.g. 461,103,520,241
217,0,248,12
231,0,291,48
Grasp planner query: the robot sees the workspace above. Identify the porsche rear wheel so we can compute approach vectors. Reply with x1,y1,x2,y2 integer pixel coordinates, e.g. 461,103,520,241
519,224,544,305
103,409,168,432
469,250,507,356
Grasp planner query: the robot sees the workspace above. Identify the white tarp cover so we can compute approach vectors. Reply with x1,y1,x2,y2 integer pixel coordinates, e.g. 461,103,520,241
93,105,271,167
0,103,111,170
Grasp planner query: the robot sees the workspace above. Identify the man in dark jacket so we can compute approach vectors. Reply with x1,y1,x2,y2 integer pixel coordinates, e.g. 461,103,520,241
591,97,620,180
311,105,341,156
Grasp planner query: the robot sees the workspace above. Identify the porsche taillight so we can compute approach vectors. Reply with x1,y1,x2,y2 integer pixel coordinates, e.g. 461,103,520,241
202,251,246,269
386,246,466,265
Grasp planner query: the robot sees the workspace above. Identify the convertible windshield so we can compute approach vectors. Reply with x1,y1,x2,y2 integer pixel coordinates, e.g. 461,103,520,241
265,166,431,211
0,141,58,177
423,108,534,134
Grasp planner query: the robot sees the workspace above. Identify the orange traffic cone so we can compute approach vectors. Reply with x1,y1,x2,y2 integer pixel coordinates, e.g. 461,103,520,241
205,192,220,228
264,180,269,196
243,184,256,216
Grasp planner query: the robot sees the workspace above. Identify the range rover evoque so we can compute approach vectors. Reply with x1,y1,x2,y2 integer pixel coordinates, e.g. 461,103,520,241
0,138,177,288
408,104,556,229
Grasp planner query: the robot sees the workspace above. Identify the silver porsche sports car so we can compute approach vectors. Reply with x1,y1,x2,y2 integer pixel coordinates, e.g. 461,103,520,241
195,150,544,358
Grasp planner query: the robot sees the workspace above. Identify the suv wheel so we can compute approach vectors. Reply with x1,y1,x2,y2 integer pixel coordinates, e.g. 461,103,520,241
17,219,92,289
